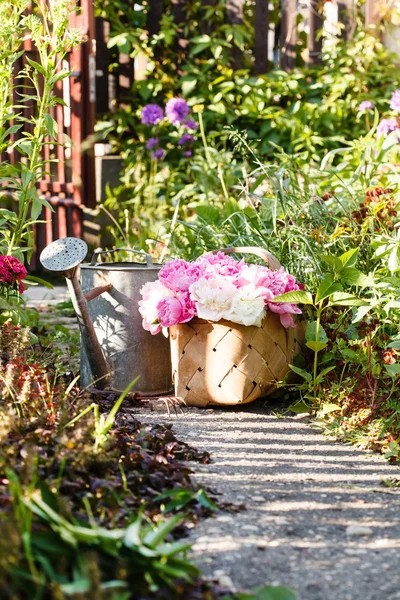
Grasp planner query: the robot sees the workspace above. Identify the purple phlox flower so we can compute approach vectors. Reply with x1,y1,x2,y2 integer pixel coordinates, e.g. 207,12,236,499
376,117,400,137
146,137,159,150
184,119,198,130
178,133,195,145
390,89,400,112
141,104,164,125
165,98,190,125
152,148,166,160
183,150,192,157
358,100,375,112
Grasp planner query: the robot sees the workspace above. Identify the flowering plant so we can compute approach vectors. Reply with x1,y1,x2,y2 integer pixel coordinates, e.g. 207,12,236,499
140,97,198,161
139,252,304,334
0,255,27,295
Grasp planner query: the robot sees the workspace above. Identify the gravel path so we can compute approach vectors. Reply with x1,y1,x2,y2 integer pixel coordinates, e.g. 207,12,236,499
136,400,400,600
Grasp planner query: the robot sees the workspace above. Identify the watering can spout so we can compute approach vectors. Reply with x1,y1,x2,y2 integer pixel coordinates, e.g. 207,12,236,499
40,238,111,389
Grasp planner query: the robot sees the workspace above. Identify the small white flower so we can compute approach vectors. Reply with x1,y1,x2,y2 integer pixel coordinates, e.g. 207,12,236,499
224,285,266,327
189,277,237,321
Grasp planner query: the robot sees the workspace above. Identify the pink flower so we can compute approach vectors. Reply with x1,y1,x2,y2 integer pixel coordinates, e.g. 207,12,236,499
177,291,197,323
195,252,244,278
0,255,27,293
157,296,183,327
159,259,203,293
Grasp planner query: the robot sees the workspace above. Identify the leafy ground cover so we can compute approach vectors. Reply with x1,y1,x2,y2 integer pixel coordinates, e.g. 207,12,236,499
0,316,295,599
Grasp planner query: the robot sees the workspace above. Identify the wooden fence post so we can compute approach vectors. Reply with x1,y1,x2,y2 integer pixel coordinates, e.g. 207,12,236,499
227,0,244,69
280,0,297,70
308,0,323,66
254,0,269,74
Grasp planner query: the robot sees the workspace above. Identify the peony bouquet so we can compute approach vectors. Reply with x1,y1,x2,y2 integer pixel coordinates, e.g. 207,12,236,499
139,252,304,335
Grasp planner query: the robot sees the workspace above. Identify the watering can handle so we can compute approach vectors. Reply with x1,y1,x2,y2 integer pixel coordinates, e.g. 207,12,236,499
90,248,153,267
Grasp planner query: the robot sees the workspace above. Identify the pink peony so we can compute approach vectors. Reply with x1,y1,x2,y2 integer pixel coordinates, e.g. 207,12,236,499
195,252,244,279
157,296,183,327
139,252,304,331
158,259,203,293
177,291,197,323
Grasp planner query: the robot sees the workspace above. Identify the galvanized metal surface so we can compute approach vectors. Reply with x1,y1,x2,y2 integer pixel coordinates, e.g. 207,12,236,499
80,253,172,395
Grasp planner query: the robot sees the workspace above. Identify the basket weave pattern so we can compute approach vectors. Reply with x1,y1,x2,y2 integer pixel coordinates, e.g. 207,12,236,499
170,312,303,407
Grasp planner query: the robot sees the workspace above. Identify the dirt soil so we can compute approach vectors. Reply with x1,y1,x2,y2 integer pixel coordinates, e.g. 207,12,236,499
134,400,400,600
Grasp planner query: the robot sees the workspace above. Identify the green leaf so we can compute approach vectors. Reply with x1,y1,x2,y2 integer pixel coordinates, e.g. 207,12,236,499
288,364,312,381
25,275,53,289
306,340,327,352
306,321,328,344
124,517,142,548
388,244,400,273
143,514,183,549
340,268,374,288
338,248,358,268
31,197,43,221
194,489,218,510
321,254,342,271
44,113,58,138
26,56,46,75
269,291,313,305
385,364,400,377
352,304,372,323
315,275,342,303
329,292,369,307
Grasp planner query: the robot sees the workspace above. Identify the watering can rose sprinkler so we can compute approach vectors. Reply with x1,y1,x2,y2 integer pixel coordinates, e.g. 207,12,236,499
40,238,112,389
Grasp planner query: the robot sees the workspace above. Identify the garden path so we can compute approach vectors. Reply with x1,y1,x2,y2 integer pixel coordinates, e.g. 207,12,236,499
136,401,400,600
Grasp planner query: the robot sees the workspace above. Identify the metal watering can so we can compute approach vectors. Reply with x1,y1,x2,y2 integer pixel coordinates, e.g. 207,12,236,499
40,238,172,396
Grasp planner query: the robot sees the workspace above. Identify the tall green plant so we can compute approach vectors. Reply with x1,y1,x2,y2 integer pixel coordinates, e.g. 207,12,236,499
0,0,82,261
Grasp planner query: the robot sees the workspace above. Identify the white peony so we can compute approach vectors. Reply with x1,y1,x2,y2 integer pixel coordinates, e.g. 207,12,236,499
189,276,237,321
138,280,174,334
224,284,266,327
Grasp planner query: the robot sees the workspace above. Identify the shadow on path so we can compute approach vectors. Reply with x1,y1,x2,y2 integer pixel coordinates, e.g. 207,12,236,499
136,400,400,600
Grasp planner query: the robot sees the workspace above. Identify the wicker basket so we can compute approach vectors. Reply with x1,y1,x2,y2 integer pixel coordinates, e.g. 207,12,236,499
169,246,304,407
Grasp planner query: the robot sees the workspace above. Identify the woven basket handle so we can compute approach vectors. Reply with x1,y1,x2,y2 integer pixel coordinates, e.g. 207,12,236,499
207,246,281,271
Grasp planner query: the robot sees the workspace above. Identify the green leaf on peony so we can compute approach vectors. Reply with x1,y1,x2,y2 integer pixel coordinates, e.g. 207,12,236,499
269,291,313,305
288,364,312,381
315,274,342,303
